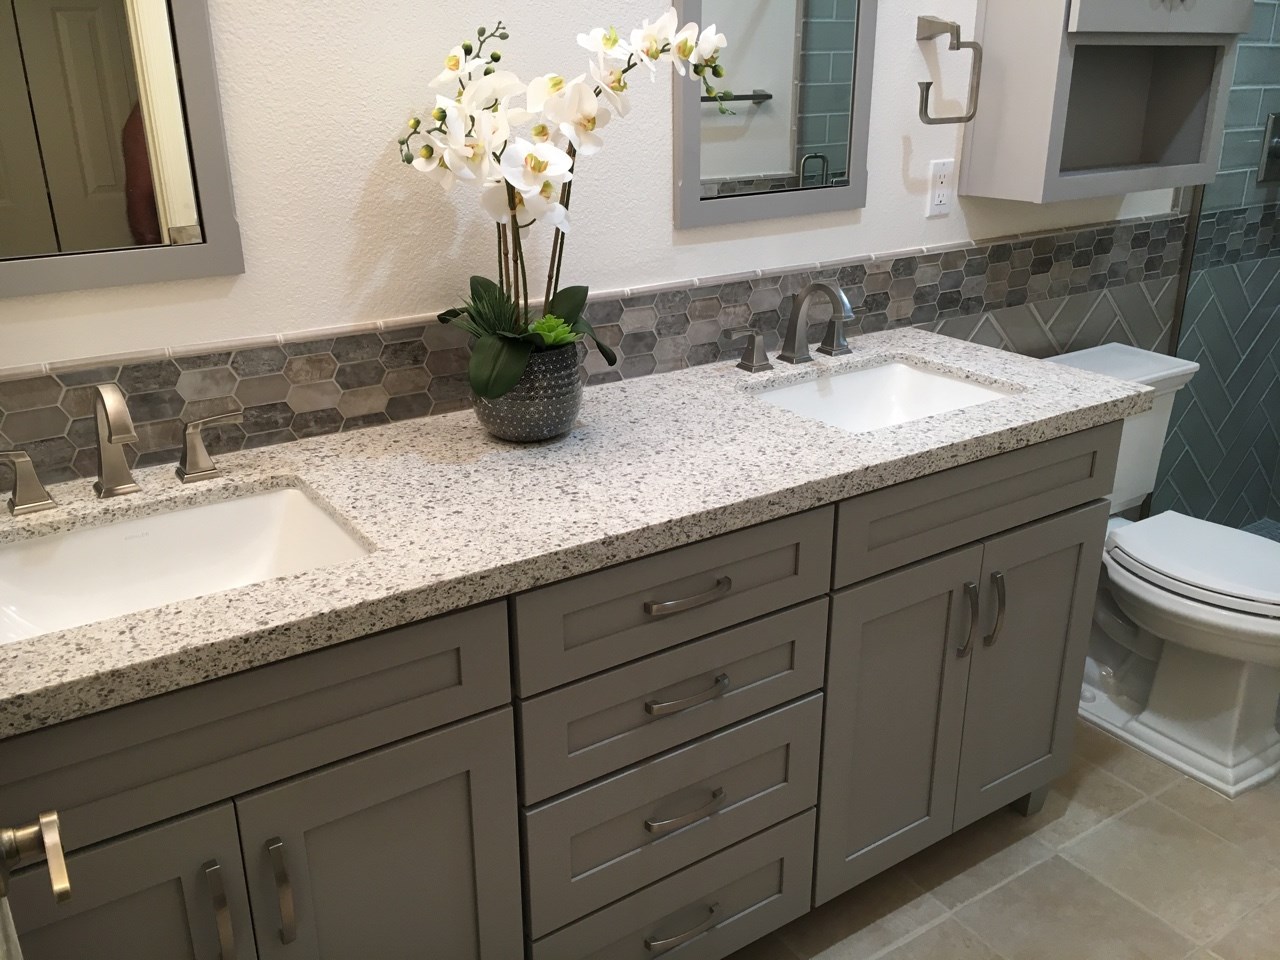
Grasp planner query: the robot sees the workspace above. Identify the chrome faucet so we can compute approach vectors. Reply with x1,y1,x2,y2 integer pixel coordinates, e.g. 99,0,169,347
92,384,140,498
778,282,855,364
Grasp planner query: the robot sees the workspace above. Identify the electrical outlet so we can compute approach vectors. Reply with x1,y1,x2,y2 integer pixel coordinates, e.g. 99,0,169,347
927,159,955,218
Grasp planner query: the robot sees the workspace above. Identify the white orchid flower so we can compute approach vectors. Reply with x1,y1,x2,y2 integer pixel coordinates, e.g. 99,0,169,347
630,8,679,74
461,70,524,114
545,81,611,155
577,26,630,65
411,135,458,190
670,22,699,75
588,58,630,118
479,180,570,232
431,44,484,89
428,96,483,183
526,73,568,114
500,138,574,195
694,24,727,66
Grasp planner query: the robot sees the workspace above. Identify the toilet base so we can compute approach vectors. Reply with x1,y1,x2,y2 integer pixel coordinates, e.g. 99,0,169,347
1082,644,1280,797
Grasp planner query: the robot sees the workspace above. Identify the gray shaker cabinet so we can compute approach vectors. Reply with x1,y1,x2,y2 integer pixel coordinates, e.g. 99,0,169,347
816,546,981,905
953,500,1109,829
818,500,1110,903
9,803,257,960
234,709,524,960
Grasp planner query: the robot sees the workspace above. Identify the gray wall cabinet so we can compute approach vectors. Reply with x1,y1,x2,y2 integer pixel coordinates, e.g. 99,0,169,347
2,426,1122,960
9,803,257,960
962,0,1251,202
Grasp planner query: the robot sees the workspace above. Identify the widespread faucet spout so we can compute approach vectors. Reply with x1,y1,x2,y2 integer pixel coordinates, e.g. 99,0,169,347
778,282,855,364
92,384,140,498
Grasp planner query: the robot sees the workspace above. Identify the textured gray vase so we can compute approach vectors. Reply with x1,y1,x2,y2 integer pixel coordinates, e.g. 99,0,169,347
472,343,583,442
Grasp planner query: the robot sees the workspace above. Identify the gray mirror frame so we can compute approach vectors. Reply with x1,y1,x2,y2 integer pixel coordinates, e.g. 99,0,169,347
0,0,243,298
673,0,877,229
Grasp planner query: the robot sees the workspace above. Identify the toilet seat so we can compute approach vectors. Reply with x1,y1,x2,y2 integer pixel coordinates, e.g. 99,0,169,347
1106,512,1280,619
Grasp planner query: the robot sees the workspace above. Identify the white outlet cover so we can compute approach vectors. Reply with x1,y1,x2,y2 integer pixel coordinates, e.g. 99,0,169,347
927,159,955,218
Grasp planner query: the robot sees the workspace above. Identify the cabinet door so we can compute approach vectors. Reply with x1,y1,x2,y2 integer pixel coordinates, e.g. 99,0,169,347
235,709,523,960
815,545,983,905
1170,0,1255,34
1069,0,1172,32
8,804,256,960
954,501,1109,829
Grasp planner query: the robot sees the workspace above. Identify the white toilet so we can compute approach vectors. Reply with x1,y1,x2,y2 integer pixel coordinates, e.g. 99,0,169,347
1048,344,1280,797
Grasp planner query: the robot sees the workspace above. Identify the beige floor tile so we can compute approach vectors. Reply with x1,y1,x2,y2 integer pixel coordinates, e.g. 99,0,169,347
877,919,1004,960
1209,892,1280,960
1064,801,1280,943
776,865,948,960
1014,756,1145,849
728,933,803,960
1158,775,1280,866
902,812,1055,909
955,857,1193,960
1075,720,1183,795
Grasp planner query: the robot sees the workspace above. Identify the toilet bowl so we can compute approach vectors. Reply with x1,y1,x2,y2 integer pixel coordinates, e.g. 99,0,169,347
1046,343,1280,797
1096,511,1280,797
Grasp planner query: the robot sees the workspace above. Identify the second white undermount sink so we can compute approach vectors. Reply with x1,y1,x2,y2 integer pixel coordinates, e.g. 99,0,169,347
758,360,1015,435
0,488,370,645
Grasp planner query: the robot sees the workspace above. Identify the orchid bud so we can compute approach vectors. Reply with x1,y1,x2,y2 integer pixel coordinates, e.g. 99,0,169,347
498,31,509,39
712,64,725,78
483,65,495,75
432,106,447,122
477,26,486,37
418,144,435,159
490,51,502,61
461,41,473,55
408,116,421,131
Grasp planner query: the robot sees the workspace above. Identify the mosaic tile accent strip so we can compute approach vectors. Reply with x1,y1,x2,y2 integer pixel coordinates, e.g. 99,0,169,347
700,174,803,199
0,214,1185,486
1193,202,1280,270
1153,255,1280,527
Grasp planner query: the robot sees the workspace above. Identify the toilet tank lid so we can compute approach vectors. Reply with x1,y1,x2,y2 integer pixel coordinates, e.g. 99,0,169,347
1108,511,1280,609
1047,344,1199,395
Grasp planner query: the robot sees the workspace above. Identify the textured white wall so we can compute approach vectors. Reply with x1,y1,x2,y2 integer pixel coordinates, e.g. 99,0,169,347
0,0,1172,368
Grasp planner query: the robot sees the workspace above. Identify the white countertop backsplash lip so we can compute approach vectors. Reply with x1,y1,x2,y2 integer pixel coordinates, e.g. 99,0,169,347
0,329,1151,738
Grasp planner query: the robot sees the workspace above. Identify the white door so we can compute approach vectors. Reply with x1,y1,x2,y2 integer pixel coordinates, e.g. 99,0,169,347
12,0,141,253
0,4,58,258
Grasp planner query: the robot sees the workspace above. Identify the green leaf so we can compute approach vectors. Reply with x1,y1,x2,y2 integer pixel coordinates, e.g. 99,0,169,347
548,285,589,324
571,318,618,366
469,275,502,304
438,307,464,324
469,334,533,399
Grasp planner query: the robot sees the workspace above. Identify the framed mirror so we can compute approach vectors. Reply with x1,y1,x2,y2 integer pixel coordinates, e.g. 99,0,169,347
0,0,242,297
673,0,877,228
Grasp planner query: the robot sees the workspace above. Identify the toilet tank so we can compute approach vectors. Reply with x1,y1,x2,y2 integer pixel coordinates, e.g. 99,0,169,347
1046,344,1199,512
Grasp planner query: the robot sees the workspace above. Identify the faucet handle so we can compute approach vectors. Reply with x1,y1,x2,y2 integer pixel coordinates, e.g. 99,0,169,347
176,412,244,484
723,327,774,374
817,314,853,357
0,450,55,516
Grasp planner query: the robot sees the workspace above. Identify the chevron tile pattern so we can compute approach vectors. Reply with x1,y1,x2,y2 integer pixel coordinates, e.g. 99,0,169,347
1152,256,1280,526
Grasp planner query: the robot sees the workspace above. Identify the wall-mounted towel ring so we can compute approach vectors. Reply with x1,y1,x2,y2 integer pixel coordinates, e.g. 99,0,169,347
916,16,984,125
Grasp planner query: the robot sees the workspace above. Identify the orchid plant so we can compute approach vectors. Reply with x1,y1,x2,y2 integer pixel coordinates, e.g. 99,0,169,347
397,9,729,398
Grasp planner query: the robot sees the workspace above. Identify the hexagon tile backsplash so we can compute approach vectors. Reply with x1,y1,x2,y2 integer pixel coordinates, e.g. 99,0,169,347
0,213,1183,483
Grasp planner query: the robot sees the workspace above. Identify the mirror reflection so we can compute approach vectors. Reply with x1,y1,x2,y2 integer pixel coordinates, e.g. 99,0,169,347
0,0,201,261
700,0,857,199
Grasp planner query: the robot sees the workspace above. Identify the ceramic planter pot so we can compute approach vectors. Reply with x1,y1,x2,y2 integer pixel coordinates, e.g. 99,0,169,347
472,343,583,442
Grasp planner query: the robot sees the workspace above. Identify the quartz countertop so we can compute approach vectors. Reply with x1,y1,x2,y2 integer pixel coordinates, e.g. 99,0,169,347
0,329,1151,737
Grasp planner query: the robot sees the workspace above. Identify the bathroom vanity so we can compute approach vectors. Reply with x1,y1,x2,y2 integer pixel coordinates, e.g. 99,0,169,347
0,330,1147,959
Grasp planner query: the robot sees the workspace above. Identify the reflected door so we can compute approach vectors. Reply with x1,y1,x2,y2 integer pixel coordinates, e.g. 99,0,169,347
12,0,140,253
0,4,57,258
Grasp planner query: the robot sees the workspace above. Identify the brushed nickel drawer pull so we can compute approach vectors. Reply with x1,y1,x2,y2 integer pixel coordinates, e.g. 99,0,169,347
645,788,727,836
645,674,731,717
984,571,1007,647
266,837,297,944
0,810,70,901
203,860,237,960
958,580,980,658
644,577,732,617
644,902,721,953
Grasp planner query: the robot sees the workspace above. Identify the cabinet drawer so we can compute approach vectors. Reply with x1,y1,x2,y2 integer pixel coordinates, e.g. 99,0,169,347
834,423,1119,587
525,696,822,937
514,508,833,695
0,602,510,852
519,599,828,803
530,811,815,960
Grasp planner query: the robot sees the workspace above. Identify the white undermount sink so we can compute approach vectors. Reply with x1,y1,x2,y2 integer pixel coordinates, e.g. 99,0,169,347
0,488,370,645
757,360,1015,434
